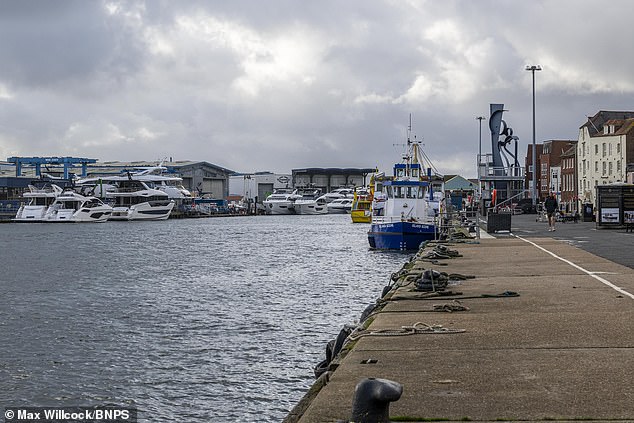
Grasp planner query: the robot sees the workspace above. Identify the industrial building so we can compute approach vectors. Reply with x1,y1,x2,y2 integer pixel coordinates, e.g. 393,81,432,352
291,167,377,193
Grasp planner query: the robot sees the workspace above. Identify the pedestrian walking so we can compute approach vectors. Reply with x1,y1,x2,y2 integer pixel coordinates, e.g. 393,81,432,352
544,192,558,231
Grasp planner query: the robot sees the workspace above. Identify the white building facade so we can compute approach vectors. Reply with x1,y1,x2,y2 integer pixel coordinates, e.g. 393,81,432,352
577,111,634,207
229,172,292,203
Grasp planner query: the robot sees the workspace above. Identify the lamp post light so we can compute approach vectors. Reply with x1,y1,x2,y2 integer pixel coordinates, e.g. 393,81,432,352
526,64,542,206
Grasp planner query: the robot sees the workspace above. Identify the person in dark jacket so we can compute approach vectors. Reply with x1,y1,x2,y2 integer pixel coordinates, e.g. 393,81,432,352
544,192,558,231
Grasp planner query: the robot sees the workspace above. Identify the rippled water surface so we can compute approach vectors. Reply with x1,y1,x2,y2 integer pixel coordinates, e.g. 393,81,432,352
0,215,406,422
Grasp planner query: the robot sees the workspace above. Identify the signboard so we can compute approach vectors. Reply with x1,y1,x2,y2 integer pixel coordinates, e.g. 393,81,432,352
600,208,620,224
596,184,634,228
623,186,634,224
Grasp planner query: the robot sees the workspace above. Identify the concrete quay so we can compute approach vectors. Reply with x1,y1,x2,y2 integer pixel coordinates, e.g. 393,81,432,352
289,223,634,422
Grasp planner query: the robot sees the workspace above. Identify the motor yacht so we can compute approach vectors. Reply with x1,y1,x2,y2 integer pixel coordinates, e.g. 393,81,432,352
263,188,300,215
80,176,174,221
318,188,355,203
42,190,112,222
129,165,194,209
293,187,328,215
326,198,353,214
13,183,63,222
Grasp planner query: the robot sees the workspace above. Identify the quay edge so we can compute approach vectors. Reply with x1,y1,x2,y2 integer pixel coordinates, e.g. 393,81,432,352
285,235,634,422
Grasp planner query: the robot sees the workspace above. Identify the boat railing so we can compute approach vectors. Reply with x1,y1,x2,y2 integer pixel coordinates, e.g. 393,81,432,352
371,215,434,224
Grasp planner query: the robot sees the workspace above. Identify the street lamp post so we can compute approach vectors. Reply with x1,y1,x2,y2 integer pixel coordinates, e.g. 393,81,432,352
476,116,485,202
526,64,542,206
476,116,485,160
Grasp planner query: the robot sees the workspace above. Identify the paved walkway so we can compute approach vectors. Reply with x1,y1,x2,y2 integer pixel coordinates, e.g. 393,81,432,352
491,213,634,269
289,233,634,422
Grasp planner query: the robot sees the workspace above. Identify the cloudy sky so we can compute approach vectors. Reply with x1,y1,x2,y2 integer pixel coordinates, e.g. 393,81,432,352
1,0,633,178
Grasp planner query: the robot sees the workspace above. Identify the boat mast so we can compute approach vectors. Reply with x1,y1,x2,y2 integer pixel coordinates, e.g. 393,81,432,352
406,114,413,178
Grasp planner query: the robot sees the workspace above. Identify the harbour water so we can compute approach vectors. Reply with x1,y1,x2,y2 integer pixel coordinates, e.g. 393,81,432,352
0,215,406,422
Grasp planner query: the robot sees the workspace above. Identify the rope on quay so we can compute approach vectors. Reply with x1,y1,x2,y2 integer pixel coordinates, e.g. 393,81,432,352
348,322,466,341
402,290,520,301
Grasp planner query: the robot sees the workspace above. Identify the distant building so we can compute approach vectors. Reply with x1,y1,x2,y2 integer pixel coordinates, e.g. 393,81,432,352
444,175,478,209
291,168,377,193
229,172,292,203
559,145,578,212
577,111,634,207
540,140,576,202
88,160,234,198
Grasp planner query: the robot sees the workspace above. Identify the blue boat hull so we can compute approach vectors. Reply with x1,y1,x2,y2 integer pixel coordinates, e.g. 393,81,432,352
368,221,436,250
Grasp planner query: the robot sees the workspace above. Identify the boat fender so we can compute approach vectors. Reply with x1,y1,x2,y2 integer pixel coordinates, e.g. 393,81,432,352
313,358,329,379
381,284,392,298
314,325,354,379
360,303,377,323
350,377,403,423
325,339,336,364
332,325,354,359
314,339,336,379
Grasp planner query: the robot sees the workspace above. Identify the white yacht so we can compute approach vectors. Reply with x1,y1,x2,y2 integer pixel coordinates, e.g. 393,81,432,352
80,177,174,221
42,190,112,222
13,183,63,222
318,188,355,203
263,188,300,215
128,165,194,208
326,198,353,214
294,187,328,215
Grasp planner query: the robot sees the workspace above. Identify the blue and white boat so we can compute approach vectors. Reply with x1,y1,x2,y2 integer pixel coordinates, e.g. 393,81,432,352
368,134,443,250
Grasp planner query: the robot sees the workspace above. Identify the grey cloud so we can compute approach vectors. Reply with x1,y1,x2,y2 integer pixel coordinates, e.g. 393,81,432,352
2,0,634,178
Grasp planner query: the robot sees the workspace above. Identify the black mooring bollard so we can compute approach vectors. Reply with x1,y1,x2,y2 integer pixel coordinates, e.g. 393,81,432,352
350,377,403,423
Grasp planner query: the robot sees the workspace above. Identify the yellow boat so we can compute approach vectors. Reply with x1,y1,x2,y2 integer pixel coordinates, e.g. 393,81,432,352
350,187,373,223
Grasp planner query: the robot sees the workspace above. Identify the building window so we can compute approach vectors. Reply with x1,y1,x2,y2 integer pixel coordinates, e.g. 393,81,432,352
609,162,613,175
595,145,599,154
595,161,598,172
617,143,621,154
617,161,622,172
602,162,606,175
602,143,606,157
609,143,612,155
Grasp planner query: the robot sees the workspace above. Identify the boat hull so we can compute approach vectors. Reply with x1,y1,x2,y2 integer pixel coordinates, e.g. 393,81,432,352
327,206,351,214
12,205,48,222
368,221,436,250
294,201,328,215
263,202,295,215
110,201,174,221
45,207,112,223
351,209,371,223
